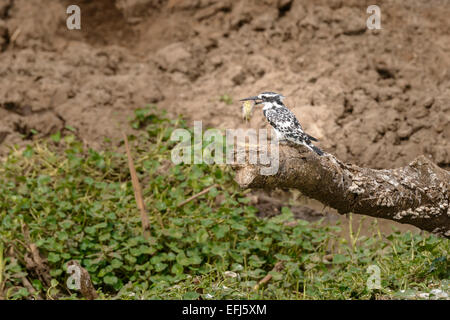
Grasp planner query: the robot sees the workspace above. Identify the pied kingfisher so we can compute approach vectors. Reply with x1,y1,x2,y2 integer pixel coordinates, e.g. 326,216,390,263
240,92,324,156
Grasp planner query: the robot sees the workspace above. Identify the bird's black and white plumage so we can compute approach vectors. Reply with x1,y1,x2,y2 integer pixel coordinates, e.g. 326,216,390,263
240,92,324,156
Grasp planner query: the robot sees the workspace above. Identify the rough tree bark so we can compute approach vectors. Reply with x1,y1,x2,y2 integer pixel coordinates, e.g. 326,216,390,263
233,145,450,239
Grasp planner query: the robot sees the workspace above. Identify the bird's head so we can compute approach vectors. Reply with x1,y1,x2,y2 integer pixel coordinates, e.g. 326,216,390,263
240,92,285,106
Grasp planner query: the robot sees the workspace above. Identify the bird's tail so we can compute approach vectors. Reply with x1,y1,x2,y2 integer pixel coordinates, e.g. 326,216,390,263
311,145,324,156
304,142,324,156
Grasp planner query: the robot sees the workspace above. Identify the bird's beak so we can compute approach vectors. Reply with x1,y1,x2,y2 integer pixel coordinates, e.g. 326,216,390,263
240,96,262,105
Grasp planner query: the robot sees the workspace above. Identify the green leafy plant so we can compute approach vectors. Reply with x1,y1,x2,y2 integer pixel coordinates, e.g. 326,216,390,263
0,108,448,300
219,94,233,105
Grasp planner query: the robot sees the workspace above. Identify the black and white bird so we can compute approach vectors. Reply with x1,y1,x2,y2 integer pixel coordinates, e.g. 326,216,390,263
240,92,324,156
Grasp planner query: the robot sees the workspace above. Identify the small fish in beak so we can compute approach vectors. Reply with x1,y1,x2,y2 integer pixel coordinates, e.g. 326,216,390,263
242,100,254,122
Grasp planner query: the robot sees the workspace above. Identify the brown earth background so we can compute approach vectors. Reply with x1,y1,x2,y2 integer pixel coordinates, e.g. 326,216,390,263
0,0,449,234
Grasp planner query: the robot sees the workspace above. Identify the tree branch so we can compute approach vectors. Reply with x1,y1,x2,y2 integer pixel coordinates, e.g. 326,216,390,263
233,145,450,238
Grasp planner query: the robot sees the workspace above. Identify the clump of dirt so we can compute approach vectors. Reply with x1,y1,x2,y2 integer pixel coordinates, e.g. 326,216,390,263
0,0,448,169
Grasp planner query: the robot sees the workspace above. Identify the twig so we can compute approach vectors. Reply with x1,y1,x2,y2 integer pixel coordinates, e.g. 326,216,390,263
21,276,43,300
123,133,152,237
253,261,284,290
177,184,219,208
0,243,4,298
9,28,21,45
21,223,51,287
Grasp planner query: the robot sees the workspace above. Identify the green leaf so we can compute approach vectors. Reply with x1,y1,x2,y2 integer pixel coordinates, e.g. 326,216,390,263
195,229,209,243
176,252,191,266
65,125,77,132
57,231,69,241
50,269,63,277
51,132,61,142
104,275,118,285
166,228,183,239
47,252,60,263
183,291,200,300
99,233,111,242
111,259,123,269
213,225,229,239
23,145,34,158
332,254,350,264
171,263,184,275
154,262,168,272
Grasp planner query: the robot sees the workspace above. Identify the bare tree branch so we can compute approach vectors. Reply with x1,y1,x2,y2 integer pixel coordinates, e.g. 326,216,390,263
233,145,450,238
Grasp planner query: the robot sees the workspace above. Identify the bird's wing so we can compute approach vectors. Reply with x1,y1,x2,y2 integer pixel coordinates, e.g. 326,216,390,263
264,107,304,134
264,107,295,128
265,107,319,142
